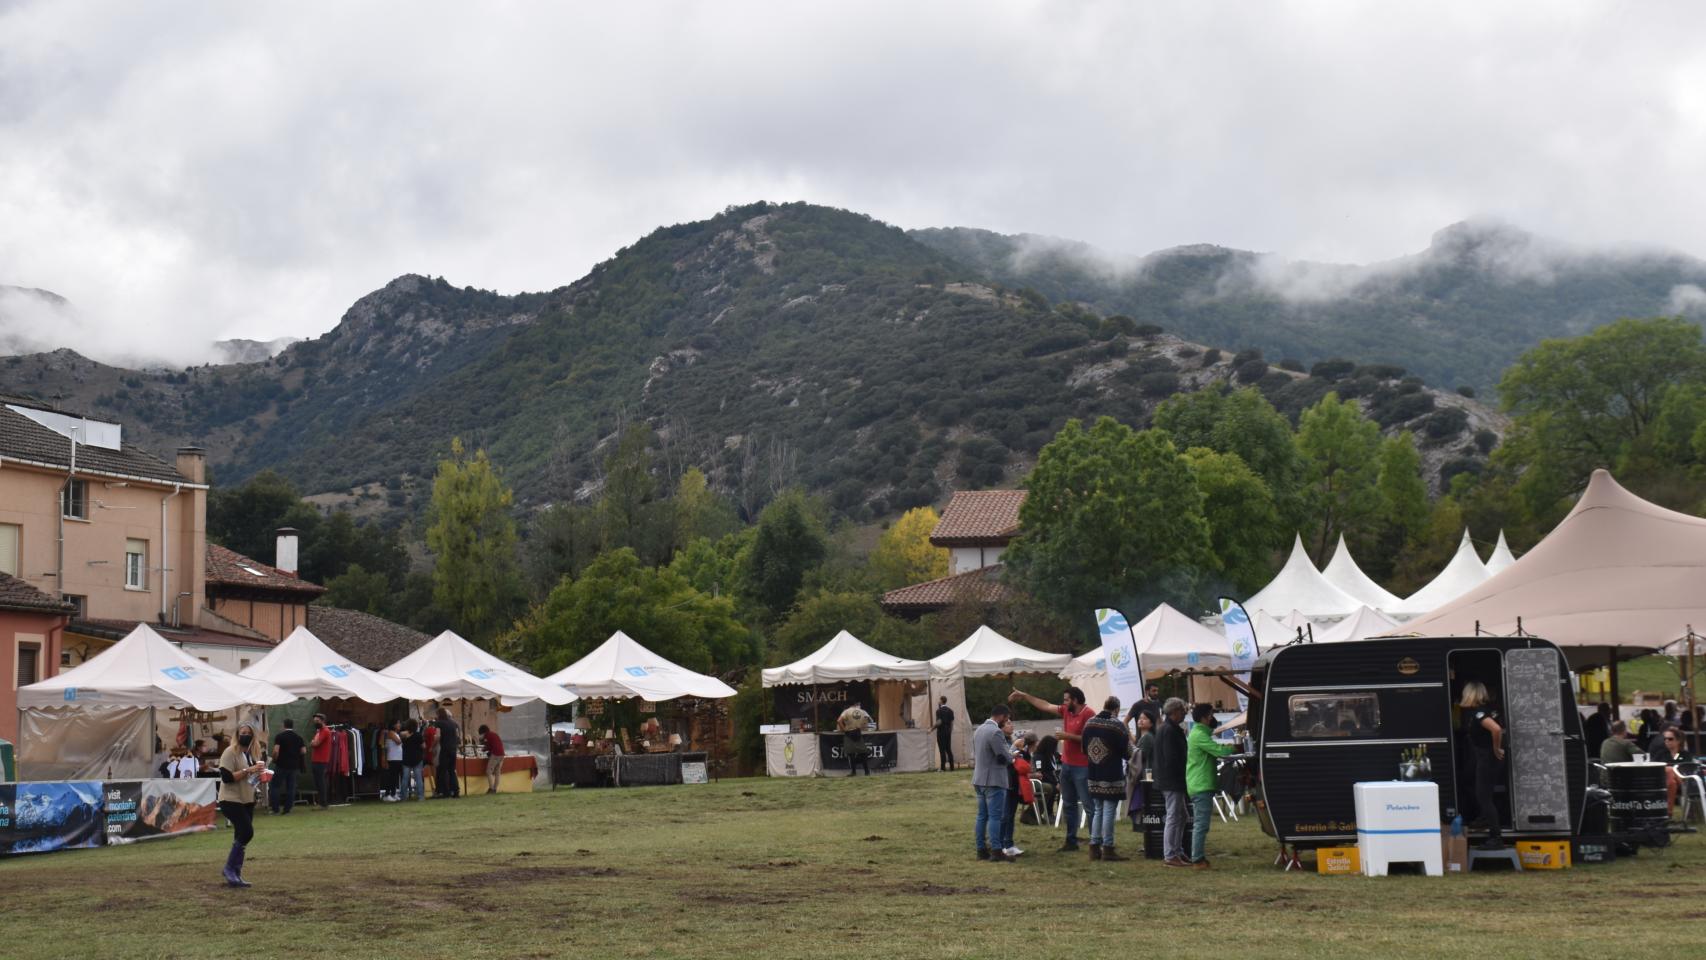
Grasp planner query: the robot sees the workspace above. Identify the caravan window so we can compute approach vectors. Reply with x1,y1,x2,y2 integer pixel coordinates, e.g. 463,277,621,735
1287,693,1380,738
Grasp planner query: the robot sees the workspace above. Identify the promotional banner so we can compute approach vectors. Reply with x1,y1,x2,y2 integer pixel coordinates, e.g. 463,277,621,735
771,681,873,725
1095,608,1147,710
0,781,104,856
1218,598,1261,713
104,779,218,845
819,732,899,770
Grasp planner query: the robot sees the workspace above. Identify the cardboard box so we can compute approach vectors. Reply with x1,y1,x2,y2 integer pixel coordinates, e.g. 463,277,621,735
1316,845,1360,875
1515,840,1572,870
1441,828,1469,874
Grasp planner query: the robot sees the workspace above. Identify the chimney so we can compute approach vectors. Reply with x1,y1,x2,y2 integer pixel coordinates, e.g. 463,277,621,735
275,527,300,577
175,446,206,484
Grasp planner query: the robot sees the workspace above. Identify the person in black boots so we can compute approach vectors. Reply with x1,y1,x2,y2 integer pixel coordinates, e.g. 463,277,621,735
935,696,957,771
217,722,265,888
1460,682,1506,849
435,708,462,798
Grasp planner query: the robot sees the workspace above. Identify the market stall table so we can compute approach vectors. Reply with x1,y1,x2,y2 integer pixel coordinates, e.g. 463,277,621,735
452,754,539,793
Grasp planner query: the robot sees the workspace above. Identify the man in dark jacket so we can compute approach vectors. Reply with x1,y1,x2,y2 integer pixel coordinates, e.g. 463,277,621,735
435,709,461,798
1082,696,1132,861
972,704,1014,861
1154,698,1190,866
935,696,957,771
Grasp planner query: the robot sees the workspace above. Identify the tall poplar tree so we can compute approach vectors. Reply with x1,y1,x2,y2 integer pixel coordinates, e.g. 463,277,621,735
426,438,522,643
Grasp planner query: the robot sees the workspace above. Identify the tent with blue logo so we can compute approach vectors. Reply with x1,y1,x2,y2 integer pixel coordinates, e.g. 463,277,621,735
380,630,576,706
15,623,294,780
544,631,736,701
240,626,439,703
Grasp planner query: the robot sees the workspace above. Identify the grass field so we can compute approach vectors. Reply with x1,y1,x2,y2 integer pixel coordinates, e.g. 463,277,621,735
3,773,1701,960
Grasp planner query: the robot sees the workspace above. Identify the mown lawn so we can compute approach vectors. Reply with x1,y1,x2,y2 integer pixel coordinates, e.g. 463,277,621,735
2,772,1701,959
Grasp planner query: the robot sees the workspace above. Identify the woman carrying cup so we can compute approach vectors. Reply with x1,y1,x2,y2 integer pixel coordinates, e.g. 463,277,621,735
217,721,267,888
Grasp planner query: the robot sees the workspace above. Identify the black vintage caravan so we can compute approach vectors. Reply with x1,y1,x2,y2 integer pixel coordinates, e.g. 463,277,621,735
1248,636,1587,848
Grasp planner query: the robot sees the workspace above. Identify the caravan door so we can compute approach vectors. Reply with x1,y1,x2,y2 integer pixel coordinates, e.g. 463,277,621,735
1502,647,1572,832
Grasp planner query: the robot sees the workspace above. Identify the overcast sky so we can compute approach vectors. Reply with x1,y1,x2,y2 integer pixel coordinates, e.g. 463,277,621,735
3,1,1705,359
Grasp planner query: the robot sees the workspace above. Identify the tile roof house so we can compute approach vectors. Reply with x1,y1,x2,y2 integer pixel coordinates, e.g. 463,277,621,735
0,573,74,742
306,606,432,671
881,489,1026,618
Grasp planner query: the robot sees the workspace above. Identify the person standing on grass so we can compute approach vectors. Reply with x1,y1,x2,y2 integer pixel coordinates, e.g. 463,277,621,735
478,724,505,794
997,720,1028,858
435,708,461,798
308,714,332,809
935,696,957,772
217,722,266,888
268,718,305,815
400,718,426,801
1128,709,1157,832
380,720,404,801
1186,702,1235,868
973,703,1013,862
837,702,874,776
1009,685,1093,853
1155,698,1189,866
1082,696,1131,862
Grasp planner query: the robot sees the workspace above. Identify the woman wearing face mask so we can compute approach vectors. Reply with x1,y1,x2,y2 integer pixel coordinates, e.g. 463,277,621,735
217,722,267,887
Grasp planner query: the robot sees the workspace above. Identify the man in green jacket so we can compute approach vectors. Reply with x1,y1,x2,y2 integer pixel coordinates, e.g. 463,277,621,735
1186,702,1234,868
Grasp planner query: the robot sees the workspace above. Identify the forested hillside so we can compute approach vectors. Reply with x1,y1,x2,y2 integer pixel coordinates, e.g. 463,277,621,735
4,203,1504,519
911,221,1706,393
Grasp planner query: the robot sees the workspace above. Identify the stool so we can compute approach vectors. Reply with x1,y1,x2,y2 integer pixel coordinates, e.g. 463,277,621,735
1468,846,1523,871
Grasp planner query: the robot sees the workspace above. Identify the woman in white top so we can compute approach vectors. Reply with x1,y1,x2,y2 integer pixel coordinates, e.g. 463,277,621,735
381,720,405,801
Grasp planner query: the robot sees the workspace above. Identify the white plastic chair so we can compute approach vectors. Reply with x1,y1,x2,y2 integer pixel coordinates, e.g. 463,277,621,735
1029,778,1047,828
1677,763,1706,825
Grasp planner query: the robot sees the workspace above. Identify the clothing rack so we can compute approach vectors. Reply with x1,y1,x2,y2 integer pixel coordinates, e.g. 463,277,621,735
325,723,380,803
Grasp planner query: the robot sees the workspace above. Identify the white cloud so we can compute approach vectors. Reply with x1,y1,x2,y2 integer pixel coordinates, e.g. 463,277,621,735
2,1,1705,363
1669,284,1706,316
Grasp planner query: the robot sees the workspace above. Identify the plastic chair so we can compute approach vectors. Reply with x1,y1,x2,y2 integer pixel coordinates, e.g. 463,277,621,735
1029,779,1047,828
1676,763,1706,825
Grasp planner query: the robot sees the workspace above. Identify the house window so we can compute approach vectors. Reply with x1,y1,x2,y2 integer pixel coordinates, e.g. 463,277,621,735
1287,693,1381,738
17,643,39,688
0,523,19,576
125,538,148,589
61,479,88,520
61,594,87,619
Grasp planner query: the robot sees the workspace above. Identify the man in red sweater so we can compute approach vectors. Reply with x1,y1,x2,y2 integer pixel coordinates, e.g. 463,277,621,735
1010,686,1093,852
478,724,505,795
308,713,332,809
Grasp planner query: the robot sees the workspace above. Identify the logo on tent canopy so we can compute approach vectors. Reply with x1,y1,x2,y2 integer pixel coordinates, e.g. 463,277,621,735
161,667,194,681
466,668,494,680
322,665,350,679
625,666,649,677
64,688,78,702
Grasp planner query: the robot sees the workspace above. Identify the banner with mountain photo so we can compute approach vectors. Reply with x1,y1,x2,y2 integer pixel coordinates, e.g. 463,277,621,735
1094,608,1147,708
104,779,218,845
0,781,105,857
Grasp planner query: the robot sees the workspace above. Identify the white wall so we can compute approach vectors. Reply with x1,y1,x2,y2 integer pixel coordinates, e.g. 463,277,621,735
949,545,1005,576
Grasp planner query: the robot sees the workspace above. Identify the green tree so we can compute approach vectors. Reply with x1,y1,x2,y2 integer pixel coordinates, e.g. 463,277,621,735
672,467,737,555
1181,447,1285,595
513,547,756,677
320,563,392,617
1376,431,1429,543
1155,387,1307,525
868,506,948,591
206,469,319,565
426,438,523,643
1004,417,1215,624
668,533,745,599
1295,393,1384,561
1499,316,1706,505
522,502,603,598
738,489,829,619
598,424,673,563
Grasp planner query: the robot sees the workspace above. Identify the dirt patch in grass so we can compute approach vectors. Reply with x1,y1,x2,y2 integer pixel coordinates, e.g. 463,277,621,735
892,881,997,896
733,859,804,870
679,889,802,906
453,865,621,886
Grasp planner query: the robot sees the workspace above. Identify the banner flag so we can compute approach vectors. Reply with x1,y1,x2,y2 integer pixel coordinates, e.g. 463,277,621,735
1095,608,1147,710
1219,598,1261,713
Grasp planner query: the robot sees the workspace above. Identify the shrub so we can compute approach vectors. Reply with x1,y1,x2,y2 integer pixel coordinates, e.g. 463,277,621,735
1278,358,1305,373
1474,428,1498,454
1309,357,1356,381
1133,322,1164,337
1439,457,1484,492
1422,407,1470,439
1456,385,1477,398
1138,371,1180,397
1232,348,1264,366
1202,348,1222,365
1234,359,1269,384
1175,346,1200,359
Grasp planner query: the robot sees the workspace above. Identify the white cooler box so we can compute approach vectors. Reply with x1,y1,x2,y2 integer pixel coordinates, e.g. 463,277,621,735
1352,781,1443,877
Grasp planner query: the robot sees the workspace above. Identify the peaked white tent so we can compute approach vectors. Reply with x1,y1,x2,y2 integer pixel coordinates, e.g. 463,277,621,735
928,625,1070,679
1414,469,1706,657
381,630,576,706
1321,535,1404,611
1242,535,1362,619
1485,530,1518,575
544,631,736,701
1129,603,1234,672
1389,530,1490,619
20,623,294,711
1312,605,1402,644
1252,608,1313,645
240,625,440,704
761,630,929,686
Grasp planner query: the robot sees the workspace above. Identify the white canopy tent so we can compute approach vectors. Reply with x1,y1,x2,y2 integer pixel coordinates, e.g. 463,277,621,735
20,623,295,711
544,631,736,701
381,630,576,706
1485,531,1518,575
1242,535,1363,619
1413,470,1706,667
1389,530,1491,619
1252,609,1313,645
1312,605,1403,644
240,625,441,704
1060,603,1236,707
761,630,929,685
17,623,296,780
1321,535,1404,611
928,625,1070,679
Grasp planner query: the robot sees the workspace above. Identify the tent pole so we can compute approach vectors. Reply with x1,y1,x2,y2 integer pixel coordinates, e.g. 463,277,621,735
1608,652,1620,712
461,699,470,799
1685,629,1698,755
